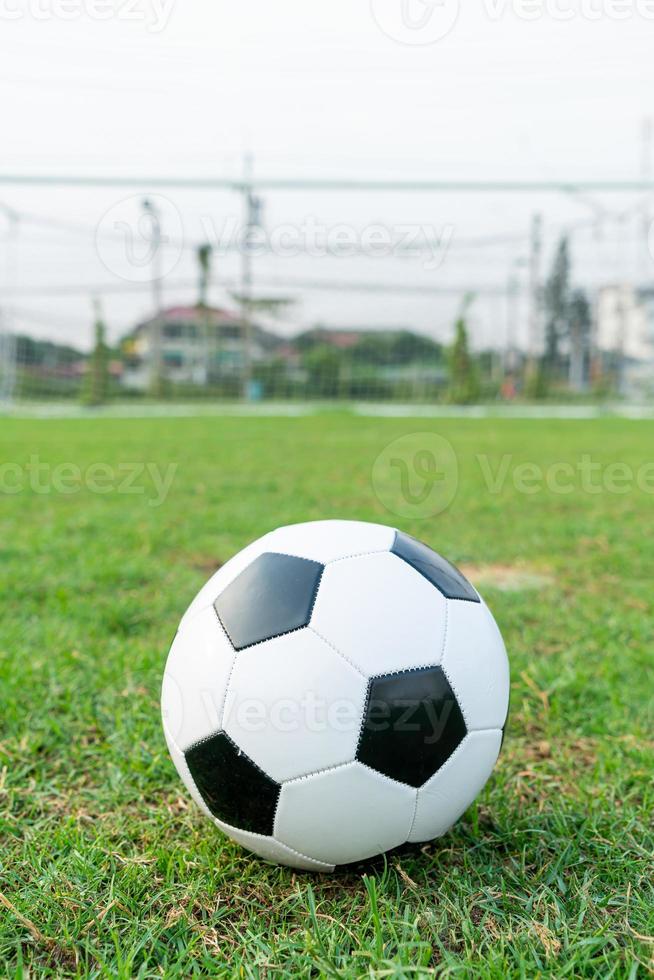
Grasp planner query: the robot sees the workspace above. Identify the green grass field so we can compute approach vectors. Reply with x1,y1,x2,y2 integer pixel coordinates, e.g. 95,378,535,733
0,414,652,978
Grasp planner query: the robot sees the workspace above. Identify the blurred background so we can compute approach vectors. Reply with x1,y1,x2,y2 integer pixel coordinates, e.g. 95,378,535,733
1,0,654,409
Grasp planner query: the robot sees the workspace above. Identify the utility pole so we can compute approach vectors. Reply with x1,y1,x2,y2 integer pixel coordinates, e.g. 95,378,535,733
505,272,519,376
240,154,255,400
240,153,265,400
142,198,164,398
615,286,627,397
196,243,213,388
527,213,543,377
505,255,526,378
588,288,602,389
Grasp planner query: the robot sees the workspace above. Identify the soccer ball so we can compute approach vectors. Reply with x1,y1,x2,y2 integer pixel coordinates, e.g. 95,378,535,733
161,521,509,870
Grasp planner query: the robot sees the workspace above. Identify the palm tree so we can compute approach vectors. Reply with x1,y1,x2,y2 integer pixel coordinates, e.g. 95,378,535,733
81,299,109,406
196,243,213,387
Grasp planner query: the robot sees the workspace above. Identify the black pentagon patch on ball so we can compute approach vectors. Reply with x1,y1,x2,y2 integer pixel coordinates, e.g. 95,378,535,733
392,531,480,603
185,731,280,836
214,552,324,650
357,666,467,788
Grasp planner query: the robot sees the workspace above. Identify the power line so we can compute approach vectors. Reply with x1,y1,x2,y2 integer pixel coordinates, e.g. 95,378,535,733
245,277,512,296
6,267,651,300
4,198,646,253
1,275,514,298
1,174,654,192
2,279,197,297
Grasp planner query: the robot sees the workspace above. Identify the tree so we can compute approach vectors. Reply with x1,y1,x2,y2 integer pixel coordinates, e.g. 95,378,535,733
568,288,592,392
81,300,109,406
196,243,212,308
302,345,342,398
195,244,213,385
447,313,479,404
391,330,442,365
543,236,571,375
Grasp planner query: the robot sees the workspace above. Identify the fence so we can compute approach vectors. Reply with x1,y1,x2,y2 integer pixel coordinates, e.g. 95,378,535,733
1,175,654,407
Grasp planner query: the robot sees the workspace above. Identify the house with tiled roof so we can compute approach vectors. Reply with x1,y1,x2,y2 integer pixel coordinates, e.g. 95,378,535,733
120,305,283,389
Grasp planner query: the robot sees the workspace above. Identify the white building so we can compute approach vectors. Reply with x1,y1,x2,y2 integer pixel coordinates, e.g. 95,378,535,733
596,285,654,395
121,305,283,390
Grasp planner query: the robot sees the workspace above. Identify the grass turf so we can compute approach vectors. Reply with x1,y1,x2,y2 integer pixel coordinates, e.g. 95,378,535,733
0,414,652,978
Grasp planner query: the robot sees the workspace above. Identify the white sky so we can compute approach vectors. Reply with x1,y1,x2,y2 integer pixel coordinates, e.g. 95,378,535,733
1,0,653,349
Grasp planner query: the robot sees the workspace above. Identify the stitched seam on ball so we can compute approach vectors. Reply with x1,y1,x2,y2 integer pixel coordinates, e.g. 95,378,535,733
355,678,374,759
367,662,443,682
308,626,368,679
441,666,469,730
185,729,278,787
437,602,473,730
419,727,501,794
356,759,420,793
354,663,444,760
162,717,182,754
271,781,284,837
413,733,469,794
439,661,472,731
208,606,239,730
268,713,368,788
391,533,481,604
215,611,315,654
213,557,324,653
247,549,327,580
325,548,390,566
307,565,324,621
280,759,354,786
440,598,449,664
250,550,326,566
406,736,471,840
215,817,332,869
185,730,222,753
407,787,420,840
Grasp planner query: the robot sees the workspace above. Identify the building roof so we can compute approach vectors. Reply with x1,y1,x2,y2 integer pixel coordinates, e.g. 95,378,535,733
134,305,242,329
124,304,284,353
